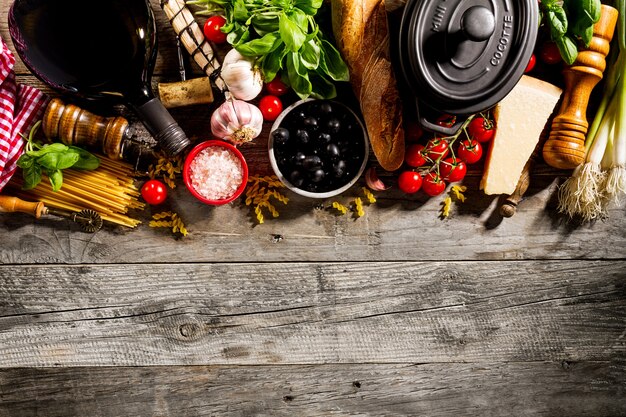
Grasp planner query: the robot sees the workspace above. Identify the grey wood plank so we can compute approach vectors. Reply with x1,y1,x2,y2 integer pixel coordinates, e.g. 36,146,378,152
2,175,625,263
0,261,624,366
0,362,624,417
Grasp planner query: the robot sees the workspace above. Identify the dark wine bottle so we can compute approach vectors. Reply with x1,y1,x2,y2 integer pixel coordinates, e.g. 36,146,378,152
8,0,190,156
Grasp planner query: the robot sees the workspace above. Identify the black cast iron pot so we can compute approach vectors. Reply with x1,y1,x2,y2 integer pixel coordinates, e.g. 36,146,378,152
399,0,538,135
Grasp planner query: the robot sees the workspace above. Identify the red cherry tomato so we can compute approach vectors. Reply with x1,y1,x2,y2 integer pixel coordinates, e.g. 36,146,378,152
436,114,456,128
439,158,467,182
539,41,562,65
141,179,168,205
405,122,424,142
405,144,427,167
425,138,450,160
265,77,290,96
259,95,283,121
468,116,495,143
204,16,227,44
525,54,536,73
422,172,446,196
458,139,483,164
398,171,423,194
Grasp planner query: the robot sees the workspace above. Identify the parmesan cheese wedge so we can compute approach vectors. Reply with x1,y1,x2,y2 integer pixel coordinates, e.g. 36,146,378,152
480,76,562,195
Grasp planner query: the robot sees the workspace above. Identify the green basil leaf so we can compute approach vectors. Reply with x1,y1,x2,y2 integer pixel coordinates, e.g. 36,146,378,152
17,154,33,169
233,0,249,22
300,39,321,69
37,150,80,170
251,14,279,35
69,146,100,170
548,8,568,39
236,32,280,57
279,11,307,52
261,43,288,82
47,169,63,192
227,23,250,46
26,142,68,158
580,25,593,46
286,52,312,99
289,9,308,29
310,71,337,99
22,165,41,190
318,39,349,81
556,35,578,65
294,0,323,15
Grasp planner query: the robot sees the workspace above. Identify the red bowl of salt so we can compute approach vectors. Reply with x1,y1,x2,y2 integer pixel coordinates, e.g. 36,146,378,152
183,140,249,205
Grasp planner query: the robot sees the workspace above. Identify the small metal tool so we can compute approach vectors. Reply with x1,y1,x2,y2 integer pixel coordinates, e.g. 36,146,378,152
0,195,103,233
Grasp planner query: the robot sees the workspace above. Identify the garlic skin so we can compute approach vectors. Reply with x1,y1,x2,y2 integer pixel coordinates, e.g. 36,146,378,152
221,49,263,101
211,99,264,145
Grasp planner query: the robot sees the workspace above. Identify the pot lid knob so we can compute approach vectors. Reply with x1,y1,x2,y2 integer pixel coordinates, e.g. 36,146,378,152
461,6,495,41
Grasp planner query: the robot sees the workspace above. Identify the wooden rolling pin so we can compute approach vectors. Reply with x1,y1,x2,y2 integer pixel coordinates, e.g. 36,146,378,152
542,5,618,169
42,98,130,159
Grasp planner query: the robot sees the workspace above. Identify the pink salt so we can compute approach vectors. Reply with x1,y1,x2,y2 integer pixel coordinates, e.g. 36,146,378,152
189,146,243,201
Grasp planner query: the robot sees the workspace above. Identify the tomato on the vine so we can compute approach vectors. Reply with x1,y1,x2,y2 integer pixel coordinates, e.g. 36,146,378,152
525,54,536,73
141,179,168,205
405,144,427,167
265,77,290,96
425,137,450,160
468,116,495,143
259,95,283,121
422,172,446,196
398,171,422,194
203,16,227,44
439,158,467,182
539,41,561,65
436,114,456,128
458,139,483,164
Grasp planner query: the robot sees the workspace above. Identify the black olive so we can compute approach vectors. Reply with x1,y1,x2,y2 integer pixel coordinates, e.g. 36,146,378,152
296,129,310,145
317,132,332,144
303,155,322,171
303,117,319,130
333,160,347,178
310,168,325,183
326,118,341,134
277,156,289,167
292,152,306,165
272,127,290,146
319,102,333,115
290,170,304,187
325,143,340,160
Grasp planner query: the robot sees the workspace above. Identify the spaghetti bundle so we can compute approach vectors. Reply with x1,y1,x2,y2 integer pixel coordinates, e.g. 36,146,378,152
6,155,144,227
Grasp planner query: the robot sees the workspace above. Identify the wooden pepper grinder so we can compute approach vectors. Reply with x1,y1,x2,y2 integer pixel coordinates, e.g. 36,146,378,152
542,5,618,169
42,98,131,160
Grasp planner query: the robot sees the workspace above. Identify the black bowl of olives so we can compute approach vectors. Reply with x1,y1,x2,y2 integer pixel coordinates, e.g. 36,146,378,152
268,99,369,198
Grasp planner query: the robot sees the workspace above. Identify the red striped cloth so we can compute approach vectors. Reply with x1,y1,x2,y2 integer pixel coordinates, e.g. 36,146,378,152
0,36,49,191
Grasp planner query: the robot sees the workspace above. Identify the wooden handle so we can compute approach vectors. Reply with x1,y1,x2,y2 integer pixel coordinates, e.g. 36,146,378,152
500,159,532,217
0,195,46,218
158,77,214,108
543,5,618,169
42,98,129,160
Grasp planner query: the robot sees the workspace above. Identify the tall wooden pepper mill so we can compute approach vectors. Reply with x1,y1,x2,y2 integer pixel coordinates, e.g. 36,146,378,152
42,98,130,160
542,5,618,170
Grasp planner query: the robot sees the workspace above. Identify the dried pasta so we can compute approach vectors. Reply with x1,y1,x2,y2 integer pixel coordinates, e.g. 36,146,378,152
6,154,143,227
245,175,288,224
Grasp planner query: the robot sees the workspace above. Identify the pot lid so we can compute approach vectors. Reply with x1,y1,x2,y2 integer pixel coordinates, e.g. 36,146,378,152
399,0,538,117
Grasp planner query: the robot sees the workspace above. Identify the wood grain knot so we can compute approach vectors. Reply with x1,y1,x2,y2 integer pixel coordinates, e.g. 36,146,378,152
179,323,201,339
352,381,361,388
282,395,294,402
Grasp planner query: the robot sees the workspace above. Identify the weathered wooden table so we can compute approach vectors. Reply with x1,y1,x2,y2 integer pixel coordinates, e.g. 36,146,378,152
1,1,625,415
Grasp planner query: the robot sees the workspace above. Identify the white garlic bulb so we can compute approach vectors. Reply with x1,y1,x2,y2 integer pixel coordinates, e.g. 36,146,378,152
211,98,264,144
221,49,263,101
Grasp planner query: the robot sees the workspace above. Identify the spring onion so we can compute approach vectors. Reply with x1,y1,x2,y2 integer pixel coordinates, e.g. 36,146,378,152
558,0,625,221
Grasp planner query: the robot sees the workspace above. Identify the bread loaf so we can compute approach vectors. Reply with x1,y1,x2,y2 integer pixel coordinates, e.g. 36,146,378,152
331,0,405,171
